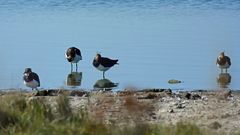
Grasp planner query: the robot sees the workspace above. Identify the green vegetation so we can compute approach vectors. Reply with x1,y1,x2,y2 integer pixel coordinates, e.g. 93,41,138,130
0,93,232,135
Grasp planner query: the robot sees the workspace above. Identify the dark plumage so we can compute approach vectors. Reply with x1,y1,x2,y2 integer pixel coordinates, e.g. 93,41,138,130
23,68,40,90
93,53,118,78
65,47,82,72
216,52,231,73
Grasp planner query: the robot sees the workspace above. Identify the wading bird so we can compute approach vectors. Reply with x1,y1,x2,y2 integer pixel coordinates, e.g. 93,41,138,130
216,52,231,73
65,47,82,72
23,68,40,90
93,53,118,78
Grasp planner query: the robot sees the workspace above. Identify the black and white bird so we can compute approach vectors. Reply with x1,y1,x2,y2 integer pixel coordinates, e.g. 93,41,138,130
93,53,118,78
23,68,40,90
65,47,82,72
216,52,231,73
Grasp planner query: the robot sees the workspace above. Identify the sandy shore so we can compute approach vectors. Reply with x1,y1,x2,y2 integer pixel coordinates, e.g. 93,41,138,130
1,89,240,134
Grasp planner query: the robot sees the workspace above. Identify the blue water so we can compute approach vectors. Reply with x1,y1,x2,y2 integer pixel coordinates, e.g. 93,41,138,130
0,0,240,90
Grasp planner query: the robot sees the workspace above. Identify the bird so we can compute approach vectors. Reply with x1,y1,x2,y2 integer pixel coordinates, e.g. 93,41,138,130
216,52,231,73
65,47,82,72
93,53,118,79
23,68,40,90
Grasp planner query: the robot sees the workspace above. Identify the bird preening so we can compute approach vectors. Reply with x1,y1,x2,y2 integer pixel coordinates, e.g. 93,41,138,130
216,52,231,73
65,47,119,81
23,48,233,90
93,53,119,79
65,47,82,72
23,68,40,90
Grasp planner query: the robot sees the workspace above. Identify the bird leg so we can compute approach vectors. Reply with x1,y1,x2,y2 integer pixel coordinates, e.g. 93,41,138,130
103,71,105,79
76,63,78,72
71,63,73,73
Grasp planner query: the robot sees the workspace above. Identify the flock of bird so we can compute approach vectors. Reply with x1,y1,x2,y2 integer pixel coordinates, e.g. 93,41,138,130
23,47,119,90
23,47,231,90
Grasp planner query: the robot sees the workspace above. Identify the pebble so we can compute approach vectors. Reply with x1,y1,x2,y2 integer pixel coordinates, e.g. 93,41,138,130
168,109,174,113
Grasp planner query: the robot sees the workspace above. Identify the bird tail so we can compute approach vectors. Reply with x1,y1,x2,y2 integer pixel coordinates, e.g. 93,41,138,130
115,60,119,65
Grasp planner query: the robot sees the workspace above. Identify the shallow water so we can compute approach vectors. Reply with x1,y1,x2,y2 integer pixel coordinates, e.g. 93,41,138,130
0,0,240,90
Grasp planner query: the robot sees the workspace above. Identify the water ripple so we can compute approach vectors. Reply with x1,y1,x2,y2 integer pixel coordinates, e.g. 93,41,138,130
0,0,240,11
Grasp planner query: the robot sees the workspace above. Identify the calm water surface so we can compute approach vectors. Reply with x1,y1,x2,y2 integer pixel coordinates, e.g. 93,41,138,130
0,0,240,90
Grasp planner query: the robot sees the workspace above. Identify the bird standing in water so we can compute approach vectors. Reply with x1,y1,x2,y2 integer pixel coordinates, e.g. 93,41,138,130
65,47,82,72
216,52,231,73
93,53,118,79
23,68,40,90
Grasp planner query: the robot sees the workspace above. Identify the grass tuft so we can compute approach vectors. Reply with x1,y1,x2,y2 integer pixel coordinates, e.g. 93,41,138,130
0,92,236,135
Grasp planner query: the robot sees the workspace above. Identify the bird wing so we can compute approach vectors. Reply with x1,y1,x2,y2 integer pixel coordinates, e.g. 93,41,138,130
226,56,231,65
32,72,40,86
75,48,81,56
101,57,118,67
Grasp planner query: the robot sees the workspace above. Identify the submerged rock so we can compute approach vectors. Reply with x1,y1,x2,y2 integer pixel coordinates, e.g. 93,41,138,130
93,79,118,91
168,79,182,84
66,72,82,87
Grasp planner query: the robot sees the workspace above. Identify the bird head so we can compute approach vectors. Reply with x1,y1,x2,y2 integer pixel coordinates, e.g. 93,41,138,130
24,68,32,74
219,52,225,58
95,53,101,60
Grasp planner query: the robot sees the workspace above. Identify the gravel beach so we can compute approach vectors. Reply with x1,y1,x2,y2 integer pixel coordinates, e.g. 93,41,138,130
1,89,240,135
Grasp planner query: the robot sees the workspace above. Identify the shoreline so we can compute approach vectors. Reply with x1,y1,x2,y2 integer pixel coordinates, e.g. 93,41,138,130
1,89,240,134
0,87,240,92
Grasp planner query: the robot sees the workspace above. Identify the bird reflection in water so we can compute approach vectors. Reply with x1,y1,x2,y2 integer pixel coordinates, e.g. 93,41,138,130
217,73,231,88
66,72,82,87
93,78,118,91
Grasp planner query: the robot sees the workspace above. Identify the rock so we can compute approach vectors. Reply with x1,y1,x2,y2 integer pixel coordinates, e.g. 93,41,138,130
185,93,191,99
201,95,208,101
66,72,82,86
179,92,201,100
209,121,222,130
195,90,208,92
34,89,63,96
70,90,89,97
165,89,172,96
147,93,158,99
93,79,118,90
34,90,47,96
176,103,185,109
138,93,158,99
149,112,157,119
168,109,174,113
217,90,232,100
221,113,231,119
224,90,232,98
142,89,165,92
168,79,182,84
117,90,135,96
192,94,201,100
